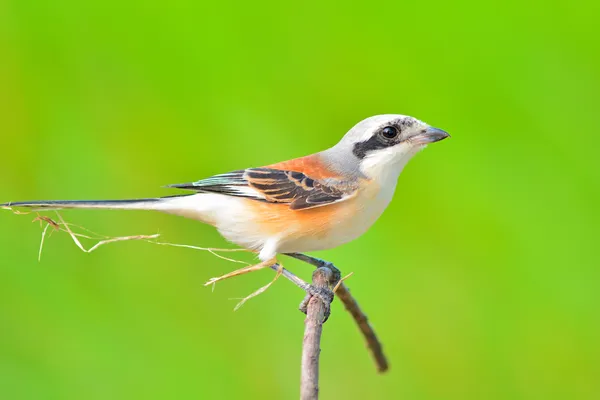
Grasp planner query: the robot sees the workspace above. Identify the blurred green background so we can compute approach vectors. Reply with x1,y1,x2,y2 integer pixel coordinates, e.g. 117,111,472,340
1,1,599,399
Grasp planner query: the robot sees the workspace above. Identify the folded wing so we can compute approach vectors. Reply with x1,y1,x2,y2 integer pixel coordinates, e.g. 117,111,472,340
167,168,358,210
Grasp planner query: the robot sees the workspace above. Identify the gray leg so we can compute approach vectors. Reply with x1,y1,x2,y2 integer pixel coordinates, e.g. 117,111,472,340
285,253,340,321
284,253,342,284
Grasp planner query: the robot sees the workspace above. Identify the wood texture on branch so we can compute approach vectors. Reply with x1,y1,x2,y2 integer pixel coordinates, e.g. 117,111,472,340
300,267,333,400
335,282,388,372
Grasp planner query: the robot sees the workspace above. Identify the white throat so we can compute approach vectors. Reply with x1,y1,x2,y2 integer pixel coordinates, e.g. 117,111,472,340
359,144,424,185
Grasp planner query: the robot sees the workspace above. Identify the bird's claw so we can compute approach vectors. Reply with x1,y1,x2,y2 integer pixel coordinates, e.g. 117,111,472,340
299,284,335,322
322,262,341,286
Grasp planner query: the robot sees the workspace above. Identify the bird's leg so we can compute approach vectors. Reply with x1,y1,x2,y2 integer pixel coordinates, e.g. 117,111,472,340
284,253,342,285
204,258,277,287
285,253,340,321
269,264,311,291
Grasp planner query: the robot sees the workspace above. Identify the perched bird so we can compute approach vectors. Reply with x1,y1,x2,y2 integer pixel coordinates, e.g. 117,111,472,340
2,115,449,273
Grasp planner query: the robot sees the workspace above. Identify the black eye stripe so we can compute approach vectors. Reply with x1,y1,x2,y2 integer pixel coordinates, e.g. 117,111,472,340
352,125,403,159
352,136,387,159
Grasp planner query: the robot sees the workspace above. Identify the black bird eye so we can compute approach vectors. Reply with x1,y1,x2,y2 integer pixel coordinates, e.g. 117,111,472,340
381,126,399,139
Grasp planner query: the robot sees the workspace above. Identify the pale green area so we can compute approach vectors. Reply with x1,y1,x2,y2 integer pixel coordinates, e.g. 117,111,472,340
0,1,599,399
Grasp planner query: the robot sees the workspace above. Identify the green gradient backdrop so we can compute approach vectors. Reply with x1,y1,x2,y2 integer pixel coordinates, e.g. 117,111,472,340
1,1,599,399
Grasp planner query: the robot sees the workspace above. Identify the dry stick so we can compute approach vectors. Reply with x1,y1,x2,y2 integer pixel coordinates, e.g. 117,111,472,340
335,283,388,373
287,253,389,373
301,267,334,400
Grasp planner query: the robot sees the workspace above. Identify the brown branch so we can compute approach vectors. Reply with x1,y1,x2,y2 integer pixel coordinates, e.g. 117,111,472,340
301,267,334,400
285,253,389,373
334,282,389,372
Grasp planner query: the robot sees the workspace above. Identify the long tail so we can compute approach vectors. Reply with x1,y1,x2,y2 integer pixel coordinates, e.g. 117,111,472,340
1,194,192,212
2,193,219,224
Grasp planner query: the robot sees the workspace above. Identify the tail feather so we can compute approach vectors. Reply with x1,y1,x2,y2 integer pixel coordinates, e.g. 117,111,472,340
1,195,190,211
1,193,219,224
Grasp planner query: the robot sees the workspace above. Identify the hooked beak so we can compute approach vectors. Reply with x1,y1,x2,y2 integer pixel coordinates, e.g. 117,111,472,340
413,126,450,144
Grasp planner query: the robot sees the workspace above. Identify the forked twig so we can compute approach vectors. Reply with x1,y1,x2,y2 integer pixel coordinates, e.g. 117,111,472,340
286,253,389,373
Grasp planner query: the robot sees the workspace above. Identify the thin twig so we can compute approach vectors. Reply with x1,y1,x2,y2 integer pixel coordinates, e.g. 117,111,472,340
286,253,389,373
335,282,388,372
232,264,283,311
301,267,333,400
56,212,160,253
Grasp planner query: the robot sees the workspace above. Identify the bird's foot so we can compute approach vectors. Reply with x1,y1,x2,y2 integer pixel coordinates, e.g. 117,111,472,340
285,253,341,287
299,283,335,322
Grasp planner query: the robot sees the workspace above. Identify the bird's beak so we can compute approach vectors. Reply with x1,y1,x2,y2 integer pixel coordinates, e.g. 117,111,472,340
413,127,450,144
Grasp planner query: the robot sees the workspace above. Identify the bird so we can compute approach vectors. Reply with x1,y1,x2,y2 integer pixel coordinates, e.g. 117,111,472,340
2,114,449,286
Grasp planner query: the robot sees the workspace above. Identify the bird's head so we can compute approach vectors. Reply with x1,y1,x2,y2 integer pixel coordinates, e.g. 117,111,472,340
327,114,450,181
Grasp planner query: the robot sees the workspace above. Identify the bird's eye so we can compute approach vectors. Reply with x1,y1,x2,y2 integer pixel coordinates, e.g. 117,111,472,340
380,126,399,139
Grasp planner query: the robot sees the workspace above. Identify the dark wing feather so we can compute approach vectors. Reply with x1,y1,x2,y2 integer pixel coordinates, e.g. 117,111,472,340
167,168,358,210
